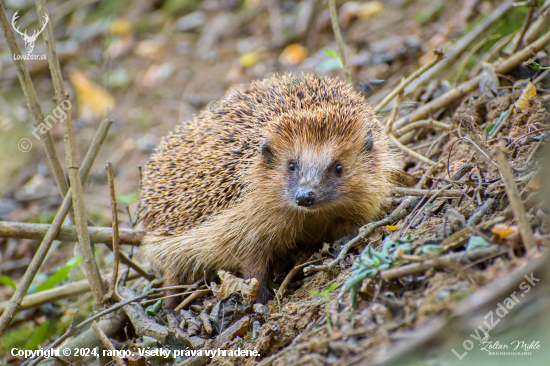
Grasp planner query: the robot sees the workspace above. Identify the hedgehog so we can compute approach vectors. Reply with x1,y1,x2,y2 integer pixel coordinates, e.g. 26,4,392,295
136,73,396,306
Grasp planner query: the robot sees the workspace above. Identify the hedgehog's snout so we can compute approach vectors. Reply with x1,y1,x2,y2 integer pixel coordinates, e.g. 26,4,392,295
295,190,315,207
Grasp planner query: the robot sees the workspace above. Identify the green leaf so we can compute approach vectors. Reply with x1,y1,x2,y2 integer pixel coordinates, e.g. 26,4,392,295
485,110,508,138
146,300,164,316
466,236,491,251
414,1,444,25
325,282,339,294
417,244,441,256
24,319,56,350
0,276,16,289
117,192,139,204
36,257,83,293
143,335,161,348
324,50,343,69
528,61,550,70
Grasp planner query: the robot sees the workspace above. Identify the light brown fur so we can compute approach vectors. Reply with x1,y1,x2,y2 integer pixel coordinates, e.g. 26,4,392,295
137,74,396,303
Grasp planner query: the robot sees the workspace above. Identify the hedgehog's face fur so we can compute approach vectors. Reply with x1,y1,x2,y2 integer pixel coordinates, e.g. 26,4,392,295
259,106,382,213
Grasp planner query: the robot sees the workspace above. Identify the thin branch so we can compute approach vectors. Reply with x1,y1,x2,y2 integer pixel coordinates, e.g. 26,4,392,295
0,119,112,337
328,0,350,84
139,289,205,305
389,133,442,167
393,30,550,131
174,289,212,311
495,142,537,252
0,221,143,245
0,267,145,314
454,34,502,84
393,119,452,138
470,33,515,77
27,290,157,366
0,221,151,279
35,0,63,98
375,50,445,112
380,246,505,281
511,0,536,53
0,2,69,210
105,162,120,301
92,321,125,366
497,30,550,74
404,0,516,95
385,87,403,133
305,198,422,274
277,257,326,298
53,35,106,308
525,0,550,44
393,187,463,198
31,315,128,366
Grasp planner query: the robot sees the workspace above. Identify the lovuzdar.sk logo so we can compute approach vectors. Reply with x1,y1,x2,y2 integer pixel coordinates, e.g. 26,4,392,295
11,10,48,60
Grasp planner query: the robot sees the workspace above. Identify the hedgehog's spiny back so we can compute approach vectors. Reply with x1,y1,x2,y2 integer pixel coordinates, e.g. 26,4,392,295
137,74,377,235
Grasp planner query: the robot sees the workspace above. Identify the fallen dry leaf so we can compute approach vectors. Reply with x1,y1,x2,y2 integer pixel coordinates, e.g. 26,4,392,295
109,19,132,36
526,177,542,192
140,63,174,87
491,223,517,240
134,39,166,61
479,63,499,98
105,34,135,59
214,270,258,303
358,1,384,19
279,44,308,67
69,70,115,120
339,1,384,25
514,80,536,112
239,52,259,68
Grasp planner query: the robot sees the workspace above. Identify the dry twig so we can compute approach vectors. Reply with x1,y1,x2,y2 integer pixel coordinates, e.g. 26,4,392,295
39,0,106,304
0,2,68,204
393,187,463,198
27,290,158,366
91,321,125,366
36,315,128,366
328,0,350,84
495,142,537,252
376,50,445,112
511,0,536,53
0,221,143,245
393,119,452,138
174,289,212,311
385,87,403,133
0,268,145,313
105,162,121,301
0,119,112,337
305,198,422,274
277,257,326,298
393,30,550,131
389,134,442,167
405,0,516,95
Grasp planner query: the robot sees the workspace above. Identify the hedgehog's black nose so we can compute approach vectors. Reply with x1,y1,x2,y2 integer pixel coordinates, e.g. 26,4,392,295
296,191,315,207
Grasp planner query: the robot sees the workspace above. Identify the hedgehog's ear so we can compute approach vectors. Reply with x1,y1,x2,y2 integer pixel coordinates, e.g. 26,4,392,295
261,141,276,166
362,130,374,154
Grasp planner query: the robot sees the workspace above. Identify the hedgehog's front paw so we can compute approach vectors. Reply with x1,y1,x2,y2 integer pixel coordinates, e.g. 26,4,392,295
163,276,183,309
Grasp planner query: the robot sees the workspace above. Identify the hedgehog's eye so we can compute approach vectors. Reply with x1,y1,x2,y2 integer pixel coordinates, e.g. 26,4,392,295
289,161,296,172
335,164,343,175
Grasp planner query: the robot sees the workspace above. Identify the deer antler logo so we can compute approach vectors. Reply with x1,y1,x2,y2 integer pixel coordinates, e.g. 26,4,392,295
11,11,48,54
